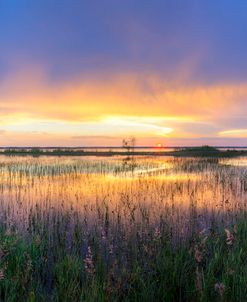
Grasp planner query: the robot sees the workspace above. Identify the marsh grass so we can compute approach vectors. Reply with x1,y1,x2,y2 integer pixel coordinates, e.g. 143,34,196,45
0,155,247,301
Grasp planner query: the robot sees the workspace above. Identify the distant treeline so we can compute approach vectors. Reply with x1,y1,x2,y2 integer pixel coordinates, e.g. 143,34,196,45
1,145,247,158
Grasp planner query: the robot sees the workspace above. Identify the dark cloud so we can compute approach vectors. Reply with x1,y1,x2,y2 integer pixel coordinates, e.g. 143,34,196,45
1,1,247,84
0,1,247,146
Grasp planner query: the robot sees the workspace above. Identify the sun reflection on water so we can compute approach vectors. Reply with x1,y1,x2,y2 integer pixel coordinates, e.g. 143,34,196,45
0,155,246,236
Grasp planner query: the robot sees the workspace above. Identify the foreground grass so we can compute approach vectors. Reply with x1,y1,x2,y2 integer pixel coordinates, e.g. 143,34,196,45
0,218,247,301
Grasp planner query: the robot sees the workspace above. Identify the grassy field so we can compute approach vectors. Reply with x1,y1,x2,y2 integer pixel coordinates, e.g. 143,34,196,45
0,155,247,301
1,219,247,301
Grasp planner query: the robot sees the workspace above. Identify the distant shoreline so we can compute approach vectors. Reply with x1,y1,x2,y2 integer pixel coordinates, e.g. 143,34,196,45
1,146,247,158
1,146,247,149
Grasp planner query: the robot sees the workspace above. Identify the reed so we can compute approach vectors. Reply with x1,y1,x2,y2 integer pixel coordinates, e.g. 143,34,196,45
0,155,246,301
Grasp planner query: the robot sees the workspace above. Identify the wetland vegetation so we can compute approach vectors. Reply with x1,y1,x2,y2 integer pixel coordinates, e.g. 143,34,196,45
2,145,247,158
0,155,247,301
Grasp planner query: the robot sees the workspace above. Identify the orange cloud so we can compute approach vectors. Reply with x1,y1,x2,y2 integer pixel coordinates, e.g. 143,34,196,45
219,129,247,138
1,67,247,145
1,68,247,124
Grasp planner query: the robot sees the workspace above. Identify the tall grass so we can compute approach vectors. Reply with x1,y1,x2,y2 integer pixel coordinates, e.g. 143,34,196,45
0,155,247,301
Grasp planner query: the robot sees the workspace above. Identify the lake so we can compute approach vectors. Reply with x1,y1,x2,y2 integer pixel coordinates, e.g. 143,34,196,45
1,155,247,300
0,155,247,241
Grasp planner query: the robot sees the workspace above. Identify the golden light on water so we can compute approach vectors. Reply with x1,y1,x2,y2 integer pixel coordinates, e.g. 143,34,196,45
0,155,246,231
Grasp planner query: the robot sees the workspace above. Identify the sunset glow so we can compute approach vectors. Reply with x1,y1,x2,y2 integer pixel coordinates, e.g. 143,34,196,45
1,2,247,300
1,1,247,146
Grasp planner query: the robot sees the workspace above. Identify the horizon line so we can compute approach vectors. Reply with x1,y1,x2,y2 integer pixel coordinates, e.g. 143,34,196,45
1,146,247,149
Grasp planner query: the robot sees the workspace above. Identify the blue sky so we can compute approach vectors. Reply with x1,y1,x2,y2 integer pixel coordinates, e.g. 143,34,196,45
0,0,247,146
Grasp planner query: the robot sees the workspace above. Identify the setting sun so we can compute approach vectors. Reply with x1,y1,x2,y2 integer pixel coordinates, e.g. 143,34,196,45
1,1,247,300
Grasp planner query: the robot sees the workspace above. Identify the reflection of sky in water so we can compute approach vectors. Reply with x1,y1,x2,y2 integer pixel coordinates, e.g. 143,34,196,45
0,155,175,176
220,157,247,167
0,155,247,235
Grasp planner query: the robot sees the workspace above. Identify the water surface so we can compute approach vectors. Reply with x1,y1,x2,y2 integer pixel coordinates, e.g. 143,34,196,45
0,155,246,242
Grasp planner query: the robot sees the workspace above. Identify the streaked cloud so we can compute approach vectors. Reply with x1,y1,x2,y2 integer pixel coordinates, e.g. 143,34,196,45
1,1,247,146
219,129,247,138
0,67,247,145
1,68,247,121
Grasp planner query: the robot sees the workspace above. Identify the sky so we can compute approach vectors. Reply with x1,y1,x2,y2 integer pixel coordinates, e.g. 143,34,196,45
1,0,247,147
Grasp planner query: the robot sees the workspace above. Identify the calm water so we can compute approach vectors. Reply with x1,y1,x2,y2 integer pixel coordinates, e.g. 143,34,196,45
0,155,247,241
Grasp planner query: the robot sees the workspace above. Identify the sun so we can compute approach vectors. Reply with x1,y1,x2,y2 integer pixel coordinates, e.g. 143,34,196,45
157,143,163,148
